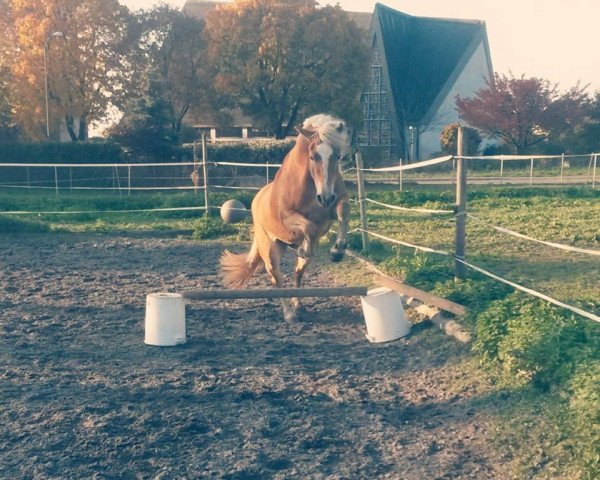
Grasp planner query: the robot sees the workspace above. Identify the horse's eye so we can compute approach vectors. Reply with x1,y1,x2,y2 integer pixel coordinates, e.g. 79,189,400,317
311,153,321,162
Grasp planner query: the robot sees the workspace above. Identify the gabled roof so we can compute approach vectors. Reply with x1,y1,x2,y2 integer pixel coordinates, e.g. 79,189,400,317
373,3,492,126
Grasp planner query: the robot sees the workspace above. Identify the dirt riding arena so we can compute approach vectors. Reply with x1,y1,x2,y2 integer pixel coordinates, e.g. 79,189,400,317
1,233,511,479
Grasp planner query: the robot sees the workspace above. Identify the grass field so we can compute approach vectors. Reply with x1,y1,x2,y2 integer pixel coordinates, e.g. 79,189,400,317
351,185,600,313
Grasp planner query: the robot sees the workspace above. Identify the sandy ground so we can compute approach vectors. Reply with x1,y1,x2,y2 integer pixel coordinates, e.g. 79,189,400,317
0,233,511,479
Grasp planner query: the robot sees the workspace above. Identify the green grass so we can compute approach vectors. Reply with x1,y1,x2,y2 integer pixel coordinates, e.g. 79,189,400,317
0,189,254,233
347,186,600,312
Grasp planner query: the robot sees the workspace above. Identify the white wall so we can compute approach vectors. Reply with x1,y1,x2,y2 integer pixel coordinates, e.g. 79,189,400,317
418,41,491,159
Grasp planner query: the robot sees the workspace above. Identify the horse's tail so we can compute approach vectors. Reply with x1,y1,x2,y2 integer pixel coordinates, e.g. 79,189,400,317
219,241,262,289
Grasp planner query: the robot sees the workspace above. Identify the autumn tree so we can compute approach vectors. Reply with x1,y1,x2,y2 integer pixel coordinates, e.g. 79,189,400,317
0,0,19,140
204,0,368,139
456,73,589,154
5,0,129,141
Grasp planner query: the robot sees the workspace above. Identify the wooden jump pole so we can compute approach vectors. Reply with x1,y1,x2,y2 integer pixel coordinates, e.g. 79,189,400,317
182,286,368,301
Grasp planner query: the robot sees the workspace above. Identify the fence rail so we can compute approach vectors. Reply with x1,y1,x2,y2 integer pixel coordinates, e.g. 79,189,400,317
353,130,599,324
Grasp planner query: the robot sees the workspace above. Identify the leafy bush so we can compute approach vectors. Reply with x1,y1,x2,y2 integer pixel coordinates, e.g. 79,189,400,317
180,139,294,165
191,216,236,239
440,123,482,155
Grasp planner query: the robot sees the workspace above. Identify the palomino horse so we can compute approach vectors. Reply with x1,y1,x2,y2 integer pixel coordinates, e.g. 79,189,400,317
220,114,351,322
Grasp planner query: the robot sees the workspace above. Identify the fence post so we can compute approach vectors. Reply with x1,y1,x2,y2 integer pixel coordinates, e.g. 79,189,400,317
500,156,504,184
355,150,369,252
560,153,565,183
201,134,210,215
127,165,131,196
529,157,534,186
593,153,597,188
455,127,467,281
398,157,403,191
266,161,270,185
54,166,59,196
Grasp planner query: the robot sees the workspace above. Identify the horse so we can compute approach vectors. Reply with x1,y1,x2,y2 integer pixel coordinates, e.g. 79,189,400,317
219,114,351,322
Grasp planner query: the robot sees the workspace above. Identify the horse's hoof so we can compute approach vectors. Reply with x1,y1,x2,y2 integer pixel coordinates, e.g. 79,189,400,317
330,248,346,262
284,310,298,323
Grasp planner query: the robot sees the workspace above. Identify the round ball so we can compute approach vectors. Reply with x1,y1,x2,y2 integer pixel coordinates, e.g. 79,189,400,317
220,199,247,223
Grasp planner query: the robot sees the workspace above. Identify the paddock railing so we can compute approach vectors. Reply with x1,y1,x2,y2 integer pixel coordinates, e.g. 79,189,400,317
352,129,599,324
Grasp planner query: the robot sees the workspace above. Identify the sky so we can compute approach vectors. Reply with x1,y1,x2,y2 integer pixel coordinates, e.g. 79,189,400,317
120,0,600,93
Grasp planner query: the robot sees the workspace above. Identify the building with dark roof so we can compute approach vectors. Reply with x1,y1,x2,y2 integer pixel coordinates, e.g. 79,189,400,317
360,3,493,162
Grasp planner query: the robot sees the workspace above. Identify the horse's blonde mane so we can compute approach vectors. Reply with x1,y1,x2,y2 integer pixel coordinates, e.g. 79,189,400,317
302,114,351,154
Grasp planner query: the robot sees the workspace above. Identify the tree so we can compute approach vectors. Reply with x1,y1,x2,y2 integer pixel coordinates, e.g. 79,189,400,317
6,0,130,141
0,0,19,140
107,68,177,160
119,5,211,141
567,91,600,153
204,0,368,139
456,73,589,154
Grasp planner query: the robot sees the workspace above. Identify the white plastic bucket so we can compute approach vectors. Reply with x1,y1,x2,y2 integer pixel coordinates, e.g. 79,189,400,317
361,287,411,343
144,293,186,346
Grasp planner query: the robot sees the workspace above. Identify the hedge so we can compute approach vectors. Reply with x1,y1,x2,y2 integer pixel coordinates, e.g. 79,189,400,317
179,139,295,165
0,139,295,165
0,141,124,164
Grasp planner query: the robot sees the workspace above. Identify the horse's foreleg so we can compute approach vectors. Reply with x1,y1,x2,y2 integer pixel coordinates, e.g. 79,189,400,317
282,212,319,259
330,198,350,262
291,256,310,310
262,239,297,323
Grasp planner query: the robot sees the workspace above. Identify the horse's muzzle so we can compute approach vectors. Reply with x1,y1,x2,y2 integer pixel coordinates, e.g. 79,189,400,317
316,194,336,208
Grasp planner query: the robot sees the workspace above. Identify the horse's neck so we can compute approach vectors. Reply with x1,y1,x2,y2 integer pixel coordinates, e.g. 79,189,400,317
278,140,313,193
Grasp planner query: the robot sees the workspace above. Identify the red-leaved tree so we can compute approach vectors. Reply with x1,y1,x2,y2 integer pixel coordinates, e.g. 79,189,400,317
456,73,588,154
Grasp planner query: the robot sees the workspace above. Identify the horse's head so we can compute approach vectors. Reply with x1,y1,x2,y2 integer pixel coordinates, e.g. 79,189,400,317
295,115,351,208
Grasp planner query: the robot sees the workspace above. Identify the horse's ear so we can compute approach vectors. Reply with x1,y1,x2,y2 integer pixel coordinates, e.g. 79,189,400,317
295,125,317,139
336,122,345,132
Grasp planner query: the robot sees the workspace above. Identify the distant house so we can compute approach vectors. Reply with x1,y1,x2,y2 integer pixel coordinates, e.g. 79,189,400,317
359,3,493,163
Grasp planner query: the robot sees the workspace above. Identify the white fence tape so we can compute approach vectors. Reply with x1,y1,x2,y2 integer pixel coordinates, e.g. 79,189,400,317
455,258,600,324
212,161,282,168
1,206,208,215
458,153,598,161
360,155,453,172
357,227,600,324
468,214,600,257
366,198,454,215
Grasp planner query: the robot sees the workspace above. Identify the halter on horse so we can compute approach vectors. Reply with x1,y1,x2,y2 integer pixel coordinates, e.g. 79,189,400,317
220,114,351,322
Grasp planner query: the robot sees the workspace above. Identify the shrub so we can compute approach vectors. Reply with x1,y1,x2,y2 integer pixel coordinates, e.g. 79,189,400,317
440,123,482,155
191,216,236,239
180,139,294,165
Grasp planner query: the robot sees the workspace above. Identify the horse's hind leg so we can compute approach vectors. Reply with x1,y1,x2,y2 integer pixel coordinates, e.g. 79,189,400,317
291,256,310,310
330,197,350,262
257,230,297,322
